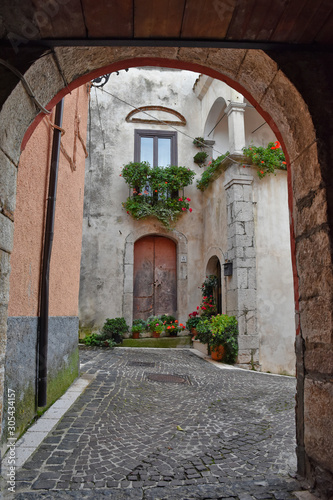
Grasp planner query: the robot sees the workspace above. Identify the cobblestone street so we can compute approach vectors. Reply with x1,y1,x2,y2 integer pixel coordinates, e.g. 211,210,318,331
8,348,304,499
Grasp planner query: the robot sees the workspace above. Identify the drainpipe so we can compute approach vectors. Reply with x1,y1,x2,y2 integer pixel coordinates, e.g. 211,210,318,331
37,99,64,407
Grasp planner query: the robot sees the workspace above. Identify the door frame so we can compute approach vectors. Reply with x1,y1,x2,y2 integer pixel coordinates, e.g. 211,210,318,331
123,228,188,327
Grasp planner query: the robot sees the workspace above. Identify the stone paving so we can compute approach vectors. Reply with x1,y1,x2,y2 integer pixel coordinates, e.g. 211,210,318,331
4,348,307,499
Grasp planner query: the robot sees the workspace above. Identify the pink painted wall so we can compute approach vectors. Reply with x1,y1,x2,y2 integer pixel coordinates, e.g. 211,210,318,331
8,85,89,318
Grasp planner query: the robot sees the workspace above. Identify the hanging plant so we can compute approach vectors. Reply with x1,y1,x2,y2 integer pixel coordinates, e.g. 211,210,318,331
193,137,205,148
242,141,287,179
121,162,195,228
193,151,208,166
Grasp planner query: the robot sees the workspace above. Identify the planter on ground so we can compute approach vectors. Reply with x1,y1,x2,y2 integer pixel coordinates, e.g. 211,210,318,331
211,345,225,361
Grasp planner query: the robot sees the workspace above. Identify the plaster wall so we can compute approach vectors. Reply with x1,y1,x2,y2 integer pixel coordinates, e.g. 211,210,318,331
8,86,88,317
254,170,296,375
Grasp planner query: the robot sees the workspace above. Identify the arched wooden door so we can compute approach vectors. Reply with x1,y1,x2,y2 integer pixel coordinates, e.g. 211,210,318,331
133,236,177,320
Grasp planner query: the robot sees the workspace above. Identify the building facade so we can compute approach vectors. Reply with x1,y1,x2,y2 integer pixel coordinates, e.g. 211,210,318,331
79,68,295,375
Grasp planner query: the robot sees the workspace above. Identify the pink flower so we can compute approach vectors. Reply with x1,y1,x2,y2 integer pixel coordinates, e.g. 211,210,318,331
178,198,183,201
182,207,186,211
189,208,192,213
186,198,191,201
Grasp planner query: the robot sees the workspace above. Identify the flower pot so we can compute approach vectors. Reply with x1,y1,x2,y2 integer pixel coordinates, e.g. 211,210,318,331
191,327,197,336
211,345,225,361
152,331,160,338
132,332,140,339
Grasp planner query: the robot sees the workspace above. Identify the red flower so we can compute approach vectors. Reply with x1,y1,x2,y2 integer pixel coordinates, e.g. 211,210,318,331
138,193,142,196
175,320,178,323
127,211,129,214
282,161,286,165
260,171,264,174
189,208,192,213
202,307,207,310
275,140,281,148
186,198,191,202
155,189,158,192
243,165,246,168
261,161,264,164
119,174,122,176
165,181,168,184
182,207,186,211
179,198,183,201
167,326,171,329
197,306,199,310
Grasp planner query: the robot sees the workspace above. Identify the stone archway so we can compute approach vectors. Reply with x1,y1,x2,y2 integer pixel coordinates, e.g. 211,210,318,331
0,47,331,489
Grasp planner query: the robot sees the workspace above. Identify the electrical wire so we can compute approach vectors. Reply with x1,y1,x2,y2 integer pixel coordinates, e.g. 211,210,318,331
0,58,51,115
93,84,240,163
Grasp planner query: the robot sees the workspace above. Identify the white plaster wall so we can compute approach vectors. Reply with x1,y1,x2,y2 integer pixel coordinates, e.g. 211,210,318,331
253,170,296,375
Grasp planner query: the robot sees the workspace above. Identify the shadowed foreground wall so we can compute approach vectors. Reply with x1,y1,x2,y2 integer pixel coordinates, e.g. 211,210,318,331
1,86,88,450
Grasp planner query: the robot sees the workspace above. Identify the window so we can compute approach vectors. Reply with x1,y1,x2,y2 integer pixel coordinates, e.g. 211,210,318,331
134,130,177,167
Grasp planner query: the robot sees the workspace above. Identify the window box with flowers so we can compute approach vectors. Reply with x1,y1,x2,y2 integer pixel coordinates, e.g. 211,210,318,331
121,162,195,228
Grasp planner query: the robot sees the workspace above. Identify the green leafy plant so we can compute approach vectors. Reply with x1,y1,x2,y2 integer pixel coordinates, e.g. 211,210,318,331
209,314,238,363
200,275,218,297
186,311,202,330
121,163,195,228
147,316,164,334
195,319,212,346
160,314,176,325
193,137,205,147
132,318,147,330
242,141,286,179
131,324,143,334
101,317,128,344
83,333,116,348
193,151,208,165
196,152,230,191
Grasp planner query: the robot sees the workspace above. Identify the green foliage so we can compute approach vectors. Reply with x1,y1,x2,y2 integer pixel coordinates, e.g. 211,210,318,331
147,316,164,333
194,315,238,364
160,314,176,325
83,333,116,348
101,317,128,343
242,141,286,179
209,314,238,363
196,152,230,191
121,163,195,228
186,311,202,330
131,324,143,334
193,151,208,165
193,137,205,147
132,318,147,329
195,319,212,346
200,275,218,297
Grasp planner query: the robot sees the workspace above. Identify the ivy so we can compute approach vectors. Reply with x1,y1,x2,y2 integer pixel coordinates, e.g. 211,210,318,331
243,141,287,179
196,152,230,191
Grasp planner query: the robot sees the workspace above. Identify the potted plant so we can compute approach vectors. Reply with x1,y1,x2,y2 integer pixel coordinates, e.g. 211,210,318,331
101,317,129,344
193,151,208,166
148,316,164,338
209,314,238,363
131,318,146,339
186,310,202,336
131,324,142,339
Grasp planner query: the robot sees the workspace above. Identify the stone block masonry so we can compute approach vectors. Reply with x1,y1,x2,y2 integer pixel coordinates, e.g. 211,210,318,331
224,169,259,369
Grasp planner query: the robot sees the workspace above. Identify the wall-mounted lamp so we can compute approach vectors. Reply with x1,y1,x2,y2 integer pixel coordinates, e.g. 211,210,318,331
223,261,233,276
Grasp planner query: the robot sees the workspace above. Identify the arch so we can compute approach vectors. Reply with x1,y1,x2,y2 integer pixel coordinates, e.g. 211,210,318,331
0,47,331,487
125,105,186,126
205,255,222,315
204,96,227,140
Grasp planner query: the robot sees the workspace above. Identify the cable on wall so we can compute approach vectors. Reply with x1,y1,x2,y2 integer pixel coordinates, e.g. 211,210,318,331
0,58,51,115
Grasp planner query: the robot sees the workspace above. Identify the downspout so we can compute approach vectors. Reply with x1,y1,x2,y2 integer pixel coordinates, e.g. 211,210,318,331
37,99,64,407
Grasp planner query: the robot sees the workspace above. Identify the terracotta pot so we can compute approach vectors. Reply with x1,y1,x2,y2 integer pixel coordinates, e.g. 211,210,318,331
152,331,160,338
211,345,225,361
191,327,197,336
132,332,140,339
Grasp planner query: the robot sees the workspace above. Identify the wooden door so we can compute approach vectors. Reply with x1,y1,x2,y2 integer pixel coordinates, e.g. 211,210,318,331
133,236,177,320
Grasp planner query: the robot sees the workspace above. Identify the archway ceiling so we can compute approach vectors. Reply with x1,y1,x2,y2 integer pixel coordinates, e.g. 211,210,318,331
0,0,333,109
